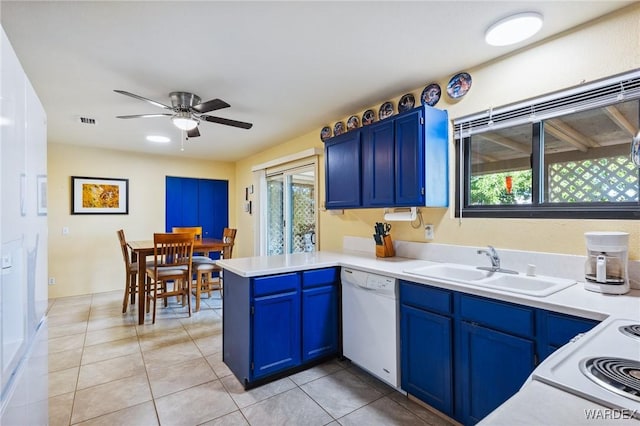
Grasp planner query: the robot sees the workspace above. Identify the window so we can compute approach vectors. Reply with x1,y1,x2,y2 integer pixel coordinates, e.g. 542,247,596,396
455,71,640,219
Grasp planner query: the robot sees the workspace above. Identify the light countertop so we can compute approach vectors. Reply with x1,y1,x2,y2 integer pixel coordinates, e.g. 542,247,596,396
217,250,640,424
217,250,640,320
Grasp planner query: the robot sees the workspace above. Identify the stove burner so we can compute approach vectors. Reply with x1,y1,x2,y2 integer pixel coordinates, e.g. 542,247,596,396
580,357,640,402
620,324,640,340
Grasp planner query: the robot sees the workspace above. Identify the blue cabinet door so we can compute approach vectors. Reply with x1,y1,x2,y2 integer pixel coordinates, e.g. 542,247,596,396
302,284,338,362
325,131,361,208
457,322,535,425
395,109,425,206
400,304,453,416
252,290,301,379
362,120,395,206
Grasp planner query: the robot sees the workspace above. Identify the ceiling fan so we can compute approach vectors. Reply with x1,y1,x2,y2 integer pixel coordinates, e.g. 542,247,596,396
114,90,253,138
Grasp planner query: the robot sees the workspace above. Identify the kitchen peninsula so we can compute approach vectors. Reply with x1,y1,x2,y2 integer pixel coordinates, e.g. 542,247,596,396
217,243,640,425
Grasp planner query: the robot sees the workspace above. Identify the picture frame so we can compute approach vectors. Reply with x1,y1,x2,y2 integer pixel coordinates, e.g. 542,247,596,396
37,175,47,216
71,176,129,214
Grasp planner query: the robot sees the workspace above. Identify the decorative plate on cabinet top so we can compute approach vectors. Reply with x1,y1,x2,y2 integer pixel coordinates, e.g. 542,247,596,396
347,115,360,131
320,126,332,141
398,93,415,112
379,101,394,120
421,83,441,106
447,72,472,99
334,121,345,136
362,109,376,125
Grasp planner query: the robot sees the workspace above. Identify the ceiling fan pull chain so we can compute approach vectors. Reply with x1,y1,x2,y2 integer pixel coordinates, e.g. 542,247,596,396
180,129,185,152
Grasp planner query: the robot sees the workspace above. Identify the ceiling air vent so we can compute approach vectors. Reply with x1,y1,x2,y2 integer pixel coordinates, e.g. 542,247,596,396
78,116,97,125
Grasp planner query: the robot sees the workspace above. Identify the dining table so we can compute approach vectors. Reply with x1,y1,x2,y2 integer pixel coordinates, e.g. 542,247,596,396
128,237,230,324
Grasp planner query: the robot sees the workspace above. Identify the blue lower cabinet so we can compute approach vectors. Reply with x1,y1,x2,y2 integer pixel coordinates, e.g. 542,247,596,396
400,304,453,416
252,290,301,379
457,321,535,425
537,310,599,361
302,284,338,362
224,268,339,388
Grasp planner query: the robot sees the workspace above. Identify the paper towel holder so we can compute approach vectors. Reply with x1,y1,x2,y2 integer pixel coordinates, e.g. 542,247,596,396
383,207,417,222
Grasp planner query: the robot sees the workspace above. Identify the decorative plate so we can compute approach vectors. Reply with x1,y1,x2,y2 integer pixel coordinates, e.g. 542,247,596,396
421,83,441,107
334,121,345,136
398,93,415,113
320,126,332,141
379,101,394,120
447,72,472,99
347,115,360,131
362,109,376,125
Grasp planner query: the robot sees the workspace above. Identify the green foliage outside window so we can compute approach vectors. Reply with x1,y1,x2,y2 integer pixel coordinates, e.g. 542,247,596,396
470,170,532,205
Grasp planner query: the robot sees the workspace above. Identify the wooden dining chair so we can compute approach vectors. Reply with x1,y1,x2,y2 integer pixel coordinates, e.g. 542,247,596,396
145,232,195,323
117,229,151,314
191,228,237,311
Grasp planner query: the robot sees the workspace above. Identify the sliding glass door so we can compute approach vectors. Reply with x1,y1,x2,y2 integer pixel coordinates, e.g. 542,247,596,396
266,165,316,255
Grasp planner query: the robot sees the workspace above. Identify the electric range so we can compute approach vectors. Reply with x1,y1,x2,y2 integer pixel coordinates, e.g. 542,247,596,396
532,318,640,419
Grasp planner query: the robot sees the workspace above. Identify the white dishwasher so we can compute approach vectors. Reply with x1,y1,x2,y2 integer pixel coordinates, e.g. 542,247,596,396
341,267,400,388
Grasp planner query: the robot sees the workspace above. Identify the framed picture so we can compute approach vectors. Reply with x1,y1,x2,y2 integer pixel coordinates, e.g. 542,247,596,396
37,175,47,216
71,176,129,214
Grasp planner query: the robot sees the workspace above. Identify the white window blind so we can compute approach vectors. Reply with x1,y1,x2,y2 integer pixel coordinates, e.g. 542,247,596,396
454,69,640,139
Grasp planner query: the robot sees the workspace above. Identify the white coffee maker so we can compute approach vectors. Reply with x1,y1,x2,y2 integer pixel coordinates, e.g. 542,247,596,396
584,231,630,295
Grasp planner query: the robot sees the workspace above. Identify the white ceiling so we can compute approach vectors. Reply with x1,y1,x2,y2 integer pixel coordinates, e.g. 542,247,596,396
1,1,633,162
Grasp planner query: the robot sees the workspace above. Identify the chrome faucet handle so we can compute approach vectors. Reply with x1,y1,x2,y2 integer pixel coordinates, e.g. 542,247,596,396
477,245,501,269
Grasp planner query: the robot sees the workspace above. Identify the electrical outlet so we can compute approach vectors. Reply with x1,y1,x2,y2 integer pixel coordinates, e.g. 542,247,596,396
425,224,435,240
48,277,56,285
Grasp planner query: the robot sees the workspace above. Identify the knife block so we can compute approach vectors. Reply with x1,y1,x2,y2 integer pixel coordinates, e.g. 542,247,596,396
376,235,395,258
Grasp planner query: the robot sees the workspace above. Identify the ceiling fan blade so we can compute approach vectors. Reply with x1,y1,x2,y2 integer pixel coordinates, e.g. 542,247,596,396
187,127,200,138
201,115,253,129
116,114,173,119
114,90,172,110
192,98,230,114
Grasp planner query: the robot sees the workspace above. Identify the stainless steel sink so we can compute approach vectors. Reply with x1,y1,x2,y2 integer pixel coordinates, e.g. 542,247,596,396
403,263,576,297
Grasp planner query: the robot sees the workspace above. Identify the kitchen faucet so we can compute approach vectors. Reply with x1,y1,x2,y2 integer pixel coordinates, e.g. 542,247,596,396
476,245,518,274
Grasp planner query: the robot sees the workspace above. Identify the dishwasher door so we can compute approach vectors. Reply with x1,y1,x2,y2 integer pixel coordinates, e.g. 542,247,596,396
341,268,399,388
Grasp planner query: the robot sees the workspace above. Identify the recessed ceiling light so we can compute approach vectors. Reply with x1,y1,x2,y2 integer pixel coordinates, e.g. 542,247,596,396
485,12,543,46
146,135,170,143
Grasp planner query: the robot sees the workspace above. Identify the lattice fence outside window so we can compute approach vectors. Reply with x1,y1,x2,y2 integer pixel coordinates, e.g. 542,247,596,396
547,155,639,203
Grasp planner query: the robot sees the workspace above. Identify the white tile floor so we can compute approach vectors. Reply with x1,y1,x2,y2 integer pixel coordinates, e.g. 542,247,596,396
47,290,455,426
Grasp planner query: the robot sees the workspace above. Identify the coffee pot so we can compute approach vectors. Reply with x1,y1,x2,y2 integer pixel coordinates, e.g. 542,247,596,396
584,232,629,295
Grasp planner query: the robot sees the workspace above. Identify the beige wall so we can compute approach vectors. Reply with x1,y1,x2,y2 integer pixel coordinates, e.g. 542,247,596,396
234,4,640,260
48,144,235,298
48,5,640,298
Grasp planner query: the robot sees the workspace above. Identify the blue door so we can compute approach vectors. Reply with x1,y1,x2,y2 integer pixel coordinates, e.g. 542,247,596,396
324,131,361,208
395,109,424,206
252,291,301,379
302,284,338,362
165,176,228,238
457,322,535,424
400,304,453,416
362,120,395,206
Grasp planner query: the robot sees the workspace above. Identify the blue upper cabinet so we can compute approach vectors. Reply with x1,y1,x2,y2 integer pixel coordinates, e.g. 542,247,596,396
325,130,362,209
324,105,448,209
362,120,395,206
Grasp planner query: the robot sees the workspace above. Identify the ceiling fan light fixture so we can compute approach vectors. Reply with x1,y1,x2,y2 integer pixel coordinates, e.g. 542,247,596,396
485,12,543,46
171,112,198,131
